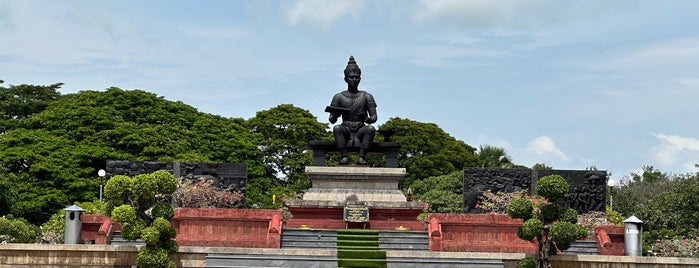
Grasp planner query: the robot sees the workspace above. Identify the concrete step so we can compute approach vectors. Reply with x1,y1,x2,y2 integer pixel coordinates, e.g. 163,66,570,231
205,252,504,268
379,231,429,250
281,229,428,251
386,257,504,268
206,253,336,268
562,240,598,255
110,231,145,246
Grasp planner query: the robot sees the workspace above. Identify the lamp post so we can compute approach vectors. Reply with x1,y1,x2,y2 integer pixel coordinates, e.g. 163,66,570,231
607,179,616,211
98,169,106,203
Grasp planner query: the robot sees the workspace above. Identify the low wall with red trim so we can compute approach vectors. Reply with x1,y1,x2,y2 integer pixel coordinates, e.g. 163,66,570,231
595,225,624,255
81,214,109,244
86,208,283,248
171,208,282,248
428,213,537,253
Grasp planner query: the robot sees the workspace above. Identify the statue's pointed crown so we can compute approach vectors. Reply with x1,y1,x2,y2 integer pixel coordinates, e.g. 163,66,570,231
344,55,361,76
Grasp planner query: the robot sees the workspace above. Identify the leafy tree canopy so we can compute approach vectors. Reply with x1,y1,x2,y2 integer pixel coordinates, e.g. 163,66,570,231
379,117,478,186
475,145,520,168
410,171,464,213
0,82,62,133
0,87,263,223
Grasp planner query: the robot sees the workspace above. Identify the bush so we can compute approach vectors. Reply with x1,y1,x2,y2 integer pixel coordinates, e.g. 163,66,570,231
41,212,64,244
152,217,176,240
520,218,542,241
172,178,244,209
141,227,160,245
104,175,132,201
107,171,178,267
0,215,41,243
121,219,146,241
507,198,534,220
151,202,174,220
151,170,177,195
517,257,536,268
551,221,579,250
559,208,578,224
540,204,559,224
536,175,568,202
136,247,175,268
111,205,136,224
650,236,699,257
479,190,527,214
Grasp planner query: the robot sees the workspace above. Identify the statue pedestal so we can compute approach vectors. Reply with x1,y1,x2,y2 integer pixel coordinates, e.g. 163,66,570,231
285,166,426,230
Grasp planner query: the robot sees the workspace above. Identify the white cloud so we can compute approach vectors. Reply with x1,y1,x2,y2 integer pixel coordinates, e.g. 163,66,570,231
526,136,569,161
179,26,248,39
284,0,365,27
411,0,614,31
613,38,699,68
651,133,699,170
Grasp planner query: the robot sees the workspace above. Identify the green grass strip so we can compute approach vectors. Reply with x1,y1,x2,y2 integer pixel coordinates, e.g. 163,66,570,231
337,245,382,250
337,240,379,248
337,229,379,235
336,229,387,268
337,249,386,259
338,258,387,268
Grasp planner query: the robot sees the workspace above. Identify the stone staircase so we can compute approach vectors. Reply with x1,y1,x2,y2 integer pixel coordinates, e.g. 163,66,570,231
280,228,429,251
562,240,598,255
109,231,145,246
205,250,505,268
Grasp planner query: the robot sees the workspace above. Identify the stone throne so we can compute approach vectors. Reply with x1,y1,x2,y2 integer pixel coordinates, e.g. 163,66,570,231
284,136,426,230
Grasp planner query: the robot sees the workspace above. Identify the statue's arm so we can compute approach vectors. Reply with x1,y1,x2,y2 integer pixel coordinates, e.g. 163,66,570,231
365,93,378,124
329,93,341,124
365,107,377,124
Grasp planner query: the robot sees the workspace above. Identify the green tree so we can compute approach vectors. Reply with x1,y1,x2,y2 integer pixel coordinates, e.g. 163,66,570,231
246,104,329,192
476,145,516,168
0,214,41,243
0,82,62,133
507,175,586,268
532,163,553,170
0,168,17,215
106,170,178,268
410,171,463,213
633,172,699,237
0,87,264,223
613,165,671,219
378,117,478,186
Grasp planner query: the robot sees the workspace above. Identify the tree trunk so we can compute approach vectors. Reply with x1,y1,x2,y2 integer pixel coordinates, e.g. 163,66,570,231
537,227,552,268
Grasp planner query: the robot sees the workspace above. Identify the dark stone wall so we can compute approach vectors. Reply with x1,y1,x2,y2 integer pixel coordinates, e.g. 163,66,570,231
537,169,607,213
105,160,247,201
463,168,607,214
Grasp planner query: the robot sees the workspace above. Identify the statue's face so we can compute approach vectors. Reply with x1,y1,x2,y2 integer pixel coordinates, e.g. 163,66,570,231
345,71,361,88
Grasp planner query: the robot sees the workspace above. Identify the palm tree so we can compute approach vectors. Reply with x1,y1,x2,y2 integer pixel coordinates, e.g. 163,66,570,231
476,145,515,168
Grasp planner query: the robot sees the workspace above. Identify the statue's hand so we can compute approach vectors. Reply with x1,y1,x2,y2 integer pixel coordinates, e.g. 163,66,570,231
365,115,377,124
329,114,338,124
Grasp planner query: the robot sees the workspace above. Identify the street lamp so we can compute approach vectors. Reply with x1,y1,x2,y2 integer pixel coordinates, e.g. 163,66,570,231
98,169,106,203
607,179,616,211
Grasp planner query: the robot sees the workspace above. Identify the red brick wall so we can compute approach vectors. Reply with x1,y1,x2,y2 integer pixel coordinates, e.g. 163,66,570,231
171,208,282,248
285,206,424,230
84,208,283,248
428,213,537,253
595,225,624,255
81,214,108,243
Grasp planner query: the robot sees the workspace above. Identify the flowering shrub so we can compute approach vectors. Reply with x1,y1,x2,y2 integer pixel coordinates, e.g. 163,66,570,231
171,177,243,208
578,211,607,229
479,190,527,214
650,237,699,257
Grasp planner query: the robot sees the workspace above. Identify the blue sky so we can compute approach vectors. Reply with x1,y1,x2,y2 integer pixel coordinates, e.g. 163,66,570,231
2,0,698,182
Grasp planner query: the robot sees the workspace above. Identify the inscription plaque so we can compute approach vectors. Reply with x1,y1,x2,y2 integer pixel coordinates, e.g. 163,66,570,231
344,206,369,222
